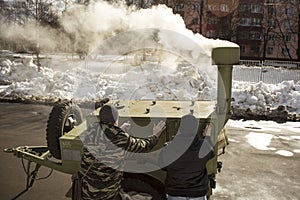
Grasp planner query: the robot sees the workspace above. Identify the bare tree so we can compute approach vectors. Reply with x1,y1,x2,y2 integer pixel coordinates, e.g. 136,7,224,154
262,1,299,61
275,1,298,60
0,0,28,25
261,4,277,61
184,0,204,34
291,0,300,61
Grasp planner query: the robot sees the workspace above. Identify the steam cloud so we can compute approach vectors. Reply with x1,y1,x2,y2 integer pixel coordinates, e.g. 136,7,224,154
0,1,237,57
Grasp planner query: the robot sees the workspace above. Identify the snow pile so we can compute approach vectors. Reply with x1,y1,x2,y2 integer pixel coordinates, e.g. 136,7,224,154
232,80,300,114
0,55,215,102
1,55,299,121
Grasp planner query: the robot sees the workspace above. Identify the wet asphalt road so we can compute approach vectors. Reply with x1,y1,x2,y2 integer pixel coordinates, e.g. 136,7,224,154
214,120,300,200
0,103,71,200
0,103,300,200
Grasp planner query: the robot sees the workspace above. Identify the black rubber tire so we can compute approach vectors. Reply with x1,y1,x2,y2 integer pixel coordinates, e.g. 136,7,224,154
122,177,165,200
46,101,83,159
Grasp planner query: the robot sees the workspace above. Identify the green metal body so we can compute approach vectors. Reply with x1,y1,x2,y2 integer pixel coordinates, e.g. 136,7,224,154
60,100,215,174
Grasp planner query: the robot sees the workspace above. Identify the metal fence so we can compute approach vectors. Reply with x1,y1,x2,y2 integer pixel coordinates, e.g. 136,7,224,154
240,59,300,69
233,65,300,84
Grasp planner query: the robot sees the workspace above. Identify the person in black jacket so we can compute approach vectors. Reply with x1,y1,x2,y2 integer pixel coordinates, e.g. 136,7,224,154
158,114,215,200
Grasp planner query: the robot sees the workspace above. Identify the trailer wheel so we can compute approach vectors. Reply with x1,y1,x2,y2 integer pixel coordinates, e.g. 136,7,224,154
46,101,83,159
122,177,165,200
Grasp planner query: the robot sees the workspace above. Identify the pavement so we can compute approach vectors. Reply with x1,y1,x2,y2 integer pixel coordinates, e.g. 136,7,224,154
214,120,300,200
0,103,299,200
0,103,71,200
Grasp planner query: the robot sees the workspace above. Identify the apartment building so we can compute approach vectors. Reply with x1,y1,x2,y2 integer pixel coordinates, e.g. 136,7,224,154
204,0,238,40
152,0,299,61
236,0,299,60
261,0,299,61
236,0,264,59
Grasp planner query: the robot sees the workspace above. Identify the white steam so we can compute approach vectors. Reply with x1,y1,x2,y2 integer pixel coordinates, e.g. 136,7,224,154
1,1,237,56
60,2,237,55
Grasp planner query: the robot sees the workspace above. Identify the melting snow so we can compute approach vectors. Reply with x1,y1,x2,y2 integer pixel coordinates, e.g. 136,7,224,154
245,132,275,151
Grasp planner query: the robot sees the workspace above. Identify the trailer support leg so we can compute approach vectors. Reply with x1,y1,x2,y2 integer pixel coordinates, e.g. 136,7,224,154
12,160,41,200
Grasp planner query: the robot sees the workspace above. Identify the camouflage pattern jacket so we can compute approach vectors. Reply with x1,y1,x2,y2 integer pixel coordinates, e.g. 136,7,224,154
79,122,158,200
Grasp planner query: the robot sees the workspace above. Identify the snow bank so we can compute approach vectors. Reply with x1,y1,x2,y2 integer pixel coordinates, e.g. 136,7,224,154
0,55,215,102
232,80,300,114
1,55,299,122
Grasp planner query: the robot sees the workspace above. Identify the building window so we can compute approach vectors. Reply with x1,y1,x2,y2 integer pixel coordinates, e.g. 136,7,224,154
239,17,261,27
175,4,184,12
268,19,276,28
283,35,292,42
208,4,212,11
268,34,275,41
207,18,218,25
283,20,292,29
268,6,276,15
251,4,263,13
238,32,249,40
240,46,246,53
206,30,215,37
193,4,199,11
208,4,218,11
250,46,260,56
240,18,251,26
249,31,261,40
251,18,262,27
239,5,250,12
285,8,294,16
220,4,229,12
191,18,199,25
267,47,274,54
282,48,290,55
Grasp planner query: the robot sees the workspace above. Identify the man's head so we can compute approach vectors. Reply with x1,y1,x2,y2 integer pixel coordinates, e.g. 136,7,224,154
99,104,119,124
178,114,199,135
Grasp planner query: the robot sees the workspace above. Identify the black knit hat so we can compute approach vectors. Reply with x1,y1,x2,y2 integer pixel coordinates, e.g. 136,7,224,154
178,114,199,135
99,105,119,124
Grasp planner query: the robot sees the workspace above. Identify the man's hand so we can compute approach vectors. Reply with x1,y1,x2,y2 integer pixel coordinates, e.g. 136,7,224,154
120,121,131,132
153,121,166,138
203,124,212,137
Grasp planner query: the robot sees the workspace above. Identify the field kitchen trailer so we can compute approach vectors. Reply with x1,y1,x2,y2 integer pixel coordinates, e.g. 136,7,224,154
4,46,240,199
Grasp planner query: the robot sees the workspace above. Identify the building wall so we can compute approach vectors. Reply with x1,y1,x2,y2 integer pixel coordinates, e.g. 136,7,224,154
263,1,299,60
205,0,239,40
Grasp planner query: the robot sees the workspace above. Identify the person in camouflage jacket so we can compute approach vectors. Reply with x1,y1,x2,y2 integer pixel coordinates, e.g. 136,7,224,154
79,104,166,200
